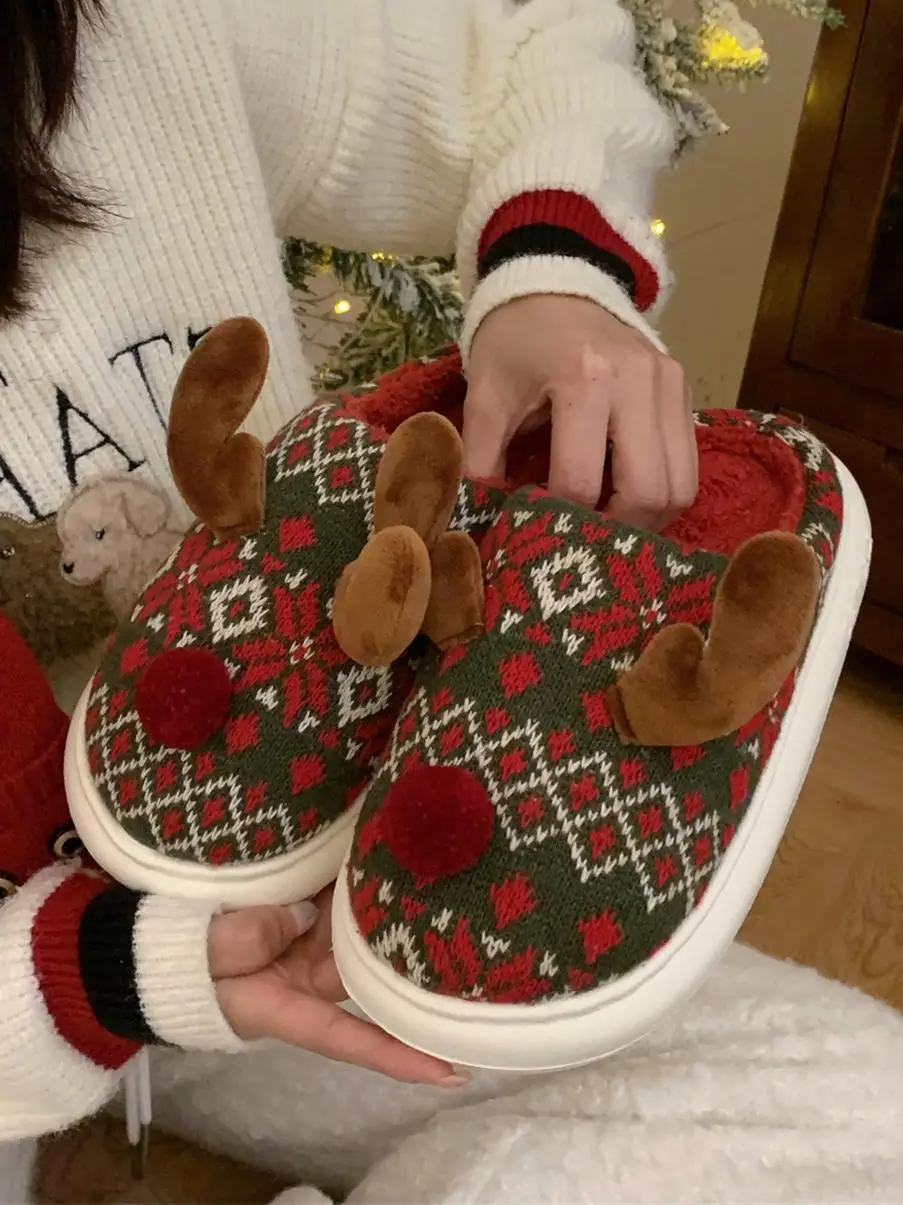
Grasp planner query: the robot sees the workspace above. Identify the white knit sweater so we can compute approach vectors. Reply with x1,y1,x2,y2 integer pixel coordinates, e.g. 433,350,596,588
0,0,676,1144
0,0,672,526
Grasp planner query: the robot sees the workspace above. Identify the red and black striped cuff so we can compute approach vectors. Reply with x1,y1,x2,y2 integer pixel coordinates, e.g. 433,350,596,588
477,190,660,313
32,874,157,1070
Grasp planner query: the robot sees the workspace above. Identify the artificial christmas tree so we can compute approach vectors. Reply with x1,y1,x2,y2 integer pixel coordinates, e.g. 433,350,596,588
285,0,842,391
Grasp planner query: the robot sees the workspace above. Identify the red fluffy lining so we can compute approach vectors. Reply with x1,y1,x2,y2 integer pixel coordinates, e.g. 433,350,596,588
345,354,807,556
135,648,232,750
380,765,495,883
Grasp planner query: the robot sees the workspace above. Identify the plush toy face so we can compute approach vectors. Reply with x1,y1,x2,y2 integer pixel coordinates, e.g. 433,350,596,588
57,477,171,586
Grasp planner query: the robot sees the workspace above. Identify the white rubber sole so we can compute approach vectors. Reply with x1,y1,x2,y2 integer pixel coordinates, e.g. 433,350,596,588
332,455,872,1072
64,688,362,907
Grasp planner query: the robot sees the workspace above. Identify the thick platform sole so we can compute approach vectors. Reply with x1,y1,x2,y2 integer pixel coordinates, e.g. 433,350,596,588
64,692,361,907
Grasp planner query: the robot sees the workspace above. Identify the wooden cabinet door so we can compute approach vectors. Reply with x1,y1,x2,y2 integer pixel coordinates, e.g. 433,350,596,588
790,0,903,402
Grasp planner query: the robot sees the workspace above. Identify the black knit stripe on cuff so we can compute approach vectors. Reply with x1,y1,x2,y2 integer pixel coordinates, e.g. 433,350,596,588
78,886,159,1046
477,223,637,301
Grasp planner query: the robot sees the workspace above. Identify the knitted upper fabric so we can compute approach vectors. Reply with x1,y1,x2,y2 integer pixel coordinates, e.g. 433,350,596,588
80,386,503,867
345,406,843,1002
79,350,841,878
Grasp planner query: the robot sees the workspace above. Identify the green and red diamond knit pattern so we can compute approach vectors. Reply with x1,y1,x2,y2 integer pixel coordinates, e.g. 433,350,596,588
348,413,843,1003
82,399,503,867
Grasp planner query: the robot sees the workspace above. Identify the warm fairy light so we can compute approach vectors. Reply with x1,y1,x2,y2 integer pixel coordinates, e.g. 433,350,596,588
333,298,352,315
371,251,387,260
651,218,666,238
703,28,767,69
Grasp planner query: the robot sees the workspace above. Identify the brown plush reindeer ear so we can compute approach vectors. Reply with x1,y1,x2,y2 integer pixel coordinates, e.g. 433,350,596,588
422,531,485,651
332,412,471,668
607,532,821,747
332,526,433,669
373,413,464,547
167,317,269,539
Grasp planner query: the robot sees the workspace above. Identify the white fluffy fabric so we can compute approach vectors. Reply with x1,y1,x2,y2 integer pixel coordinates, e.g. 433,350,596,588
4,947,901,1203
143,946,903,1204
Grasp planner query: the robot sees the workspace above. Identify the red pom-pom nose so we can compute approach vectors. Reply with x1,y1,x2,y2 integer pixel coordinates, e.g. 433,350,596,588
135,648,232,749
380,765,494,882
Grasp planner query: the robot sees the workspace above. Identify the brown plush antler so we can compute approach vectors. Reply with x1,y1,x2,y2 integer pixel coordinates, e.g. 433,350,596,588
332,413,483,667
422,531,485,651
167,317,269,539
373,412,463,546
607,532,820,747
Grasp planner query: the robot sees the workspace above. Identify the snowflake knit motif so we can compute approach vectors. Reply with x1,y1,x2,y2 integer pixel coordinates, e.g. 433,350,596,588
347,409,843,1004
82,398,503,867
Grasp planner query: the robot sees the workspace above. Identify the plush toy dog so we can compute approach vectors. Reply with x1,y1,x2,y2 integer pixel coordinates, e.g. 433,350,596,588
57,476,184,620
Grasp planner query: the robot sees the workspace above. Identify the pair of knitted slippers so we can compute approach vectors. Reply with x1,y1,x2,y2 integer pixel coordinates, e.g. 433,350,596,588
65,319,870,1071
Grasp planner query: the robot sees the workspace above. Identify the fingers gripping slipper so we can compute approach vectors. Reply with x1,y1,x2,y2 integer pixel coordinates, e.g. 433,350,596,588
332,406,871,1071
64,322,500,906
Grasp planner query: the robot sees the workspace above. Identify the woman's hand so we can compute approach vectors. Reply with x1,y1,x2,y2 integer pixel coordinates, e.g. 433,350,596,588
209,889,460,1086
464,295,698,531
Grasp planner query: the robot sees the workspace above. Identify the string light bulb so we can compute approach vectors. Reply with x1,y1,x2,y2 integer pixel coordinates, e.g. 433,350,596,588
651,218,666,238
333,298,352,316
702,27,766,70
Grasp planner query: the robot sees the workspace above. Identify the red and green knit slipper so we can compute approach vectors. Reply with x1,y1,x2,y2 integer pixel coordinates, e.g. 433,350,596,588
64,324,504,907
331,408,870,1071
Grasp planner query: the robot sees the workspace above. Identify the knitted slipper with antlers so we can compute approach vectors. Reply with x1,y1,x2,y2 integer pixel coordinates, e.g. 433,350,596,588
64,325,869,971
63,320,500,906
330,378,871,1071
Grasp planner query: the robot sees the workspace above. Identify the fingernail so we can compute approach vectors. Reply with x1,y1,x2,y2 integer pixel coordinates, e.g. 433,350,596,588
438,1073,471,1089
289,901,319,935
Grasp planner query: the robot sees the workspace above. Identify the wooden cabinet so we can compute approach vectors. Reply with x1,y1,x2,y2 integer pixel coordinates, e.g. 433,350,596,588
740,0,903,666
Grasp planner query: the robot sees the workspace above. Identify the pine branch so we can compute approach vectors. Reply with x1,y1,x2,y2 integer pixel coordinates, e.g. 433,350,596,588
285,243,463,390
624,0,843,141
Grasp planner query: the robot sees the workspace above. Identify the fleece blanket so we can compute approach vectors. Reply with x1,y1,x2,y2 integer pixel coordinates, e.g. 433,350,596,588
4,945,902,1203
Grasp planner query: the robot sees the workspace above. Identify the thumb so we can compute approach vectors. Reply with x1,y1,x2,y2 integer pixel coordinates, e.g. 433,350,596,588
208,901,318,979
461,379,510,481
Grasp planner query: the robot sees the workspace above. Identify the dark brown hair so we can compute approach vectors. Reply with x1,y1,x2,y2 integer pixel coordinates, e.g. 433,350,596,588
1,0,104,321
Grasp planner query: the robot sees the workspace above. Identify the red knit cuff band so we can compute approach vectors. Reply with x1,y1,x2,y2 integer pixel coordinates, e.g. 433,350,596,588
31,874,143,1070
477,190,660,313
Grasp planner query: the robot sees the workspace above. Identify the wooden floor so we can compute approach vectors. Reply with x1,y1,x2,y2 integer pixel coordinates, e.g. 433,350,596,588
740,649,903,1010
36,650,903,1205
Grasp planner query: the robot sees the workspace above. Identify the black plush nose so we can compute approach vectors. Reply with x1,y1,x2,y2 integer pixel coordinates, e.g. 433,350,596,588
62,562,74,575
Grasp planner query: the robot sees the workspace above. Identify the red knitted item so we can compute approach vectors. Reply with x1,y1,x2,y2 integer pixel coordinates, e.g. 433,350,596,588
30,872,140,1069
0,612,79,895
381,765,495,883
75,353,829,890
478,190,660,312
0,615,140,1066
136,647,233,749
345,417,842,1003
